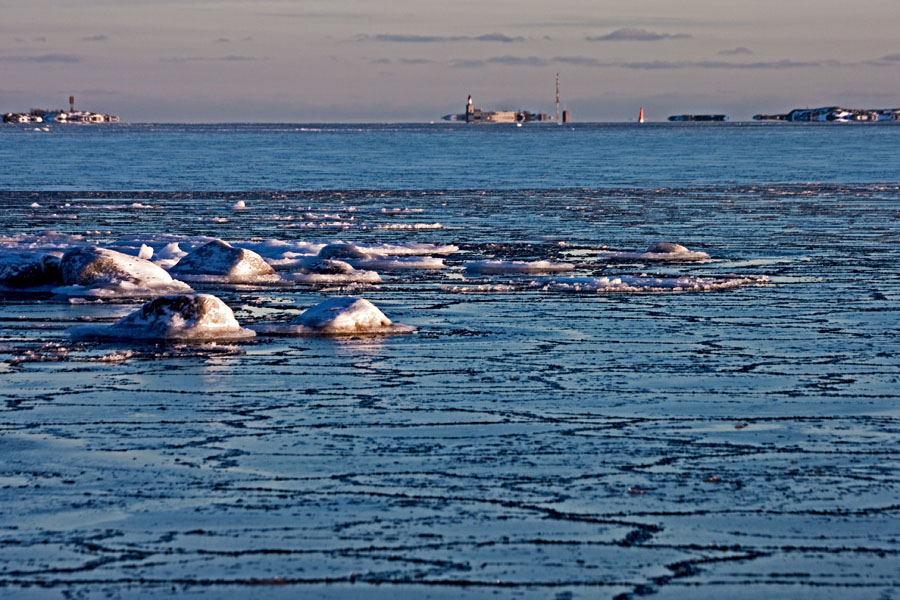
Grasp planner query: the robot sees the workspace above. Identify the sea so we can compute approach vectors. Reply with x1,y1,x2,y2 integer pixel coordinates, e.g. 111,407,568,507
1,122,899,599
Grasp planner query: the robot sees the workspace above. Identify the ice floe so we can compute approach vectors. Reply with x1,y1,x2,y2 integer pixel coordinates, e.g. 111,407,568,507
318,242,457,258
282,260,382,284
596,242,710,262
465,260,575,274
53,247,193,297
252,297,414,336
316,242,449,270
543,274,768,293
70,293,255,341
170,240,279,283
444,274,768,294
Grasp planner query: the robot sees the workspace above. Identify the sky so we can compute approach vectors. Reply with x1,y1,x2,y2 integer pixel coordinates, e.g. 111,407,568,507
2,0,899,122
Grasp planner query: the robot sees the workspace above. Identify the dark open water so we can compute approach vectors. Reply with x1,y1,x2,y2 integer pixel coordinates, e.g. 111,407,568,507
1,122,899,599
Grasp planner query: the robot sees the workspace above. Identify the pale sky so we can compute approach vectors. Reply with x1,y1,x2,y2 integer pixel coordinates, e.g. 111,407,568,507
2,0,899,122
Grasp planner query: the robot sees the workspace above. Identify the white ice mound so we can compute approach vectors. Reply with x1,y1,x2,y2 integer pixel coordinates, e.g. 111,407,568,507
598,242,710,262
0,252,61,289
71,294,255,341
646,242,690,254
252,297,414,336
317,243,371,260
465,260,574,274
55,247,193,297
170,240,279,283
152,242,188,269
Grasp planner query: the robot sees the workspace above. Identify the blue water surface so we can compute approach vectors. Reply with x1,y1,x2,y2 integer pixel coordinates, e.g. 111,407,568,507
2,122,899,190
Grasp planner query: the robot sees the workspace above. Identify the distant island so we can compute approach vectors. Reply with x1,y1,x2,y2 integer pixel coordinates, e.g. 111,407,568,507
3,109,119,124
754,106,900,122
3,96,118,124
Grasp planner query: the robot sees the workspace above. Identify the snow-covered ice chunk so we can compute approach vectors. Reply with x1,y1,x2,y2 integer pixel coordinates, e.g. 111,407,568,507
646,242,690,254
361,242,458,256
70,294,255,341
232,200,247,210
357,256,446,270
597,242,710,262
283,259,382,284
465,260,575,274
317,243,370,260
318,241,457,258
316,243,447,270
54,247,192,297
170,240,279,283
138,244,153,260
156,242,186,261
252,297,414,336
0,252,61,289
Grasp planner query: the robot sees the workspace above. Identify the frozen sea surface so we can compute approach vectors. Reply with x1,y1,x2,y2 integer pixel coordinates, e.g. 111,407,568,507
1,124,900,599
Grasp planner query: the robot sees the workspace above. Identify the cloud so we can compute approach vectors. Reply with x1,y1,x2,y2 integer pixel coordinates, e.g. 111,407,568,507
258,10,373,20
82,35,109,42
161,55,261,63
367,57,434,65
586,28,692,42
474,33,524,43
880,53,900,61
451,55,549,68
1,53,80,63
551,56,604,67
368,33,524,43
450,58,487,68
719,47,753,56
214,37,231,43
606,59,826,70
448,55,839,70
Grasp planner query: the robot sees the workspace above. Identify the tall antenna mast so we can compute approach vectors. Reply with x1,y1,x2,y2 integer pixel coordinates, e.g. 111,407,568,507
555,73,560,124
